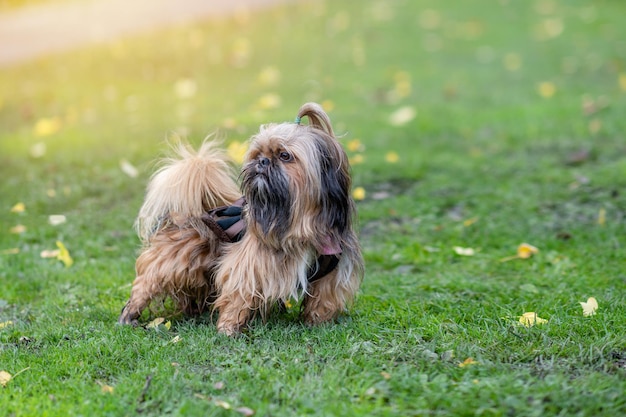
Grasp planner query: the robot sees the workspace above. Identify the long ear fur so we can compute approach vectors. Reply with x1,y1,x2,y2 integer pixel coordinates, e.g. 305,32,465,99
136,139,240,242
296,103,355,249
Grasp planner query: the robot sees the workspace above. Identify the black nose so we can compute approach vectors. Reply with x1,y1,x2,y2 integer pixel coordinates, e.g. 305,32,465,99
259,157,270,167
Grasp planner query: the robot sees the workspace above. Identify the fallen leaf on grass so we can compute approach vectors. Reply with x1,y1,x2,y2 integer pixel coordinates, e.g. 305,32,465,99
10,202,25,213
120,159,139,178
10,225,26,234
619,73,626,92
388,106,416,126
101,384,114,394
580,297,598,317
537,81,556,98
352,187,366,201
227,141,247,165
256,93,281,110
146,317,165,329
56,241,73,267
215,400,232,410
346,139,364,152
0,371,11,387
33,117,62,137
0,367,29,386
598,208,606,226
453,246,475,256
385,151,399,163
519,312,548,327
0,321,13,329
48,215,66,226
235,406,255,416
257,66,281,86
1,248,20,255
459,357,478,368
500,243,539,262
30,142,47,158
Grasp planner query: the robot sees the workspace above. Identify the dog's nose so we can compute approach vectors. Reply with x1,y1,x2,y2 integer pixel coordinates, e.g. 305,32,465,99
259,157,270,167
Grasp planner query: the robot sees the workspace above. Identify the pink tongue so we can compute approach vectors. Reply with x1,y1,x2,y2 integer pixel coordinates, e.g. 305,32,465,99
317,237,342,255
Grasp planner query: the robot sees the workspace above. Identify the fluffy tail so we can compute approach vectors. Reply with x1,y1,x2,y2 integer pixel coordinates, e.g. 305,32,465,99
136,140,241,242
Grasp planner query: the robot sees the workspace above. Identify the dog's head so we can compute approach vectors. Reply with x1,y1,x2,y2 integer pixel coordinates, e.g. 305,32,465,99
241,103,354,253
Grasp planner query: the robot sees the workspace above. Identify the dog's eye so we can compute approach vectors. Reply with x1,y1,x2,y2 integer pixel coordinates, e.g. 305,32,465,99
278,151,292,162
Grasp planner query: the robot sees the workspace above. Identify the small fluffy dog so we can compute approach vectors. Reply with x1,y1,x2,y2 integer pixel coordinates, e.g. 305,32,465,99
118,103,364,335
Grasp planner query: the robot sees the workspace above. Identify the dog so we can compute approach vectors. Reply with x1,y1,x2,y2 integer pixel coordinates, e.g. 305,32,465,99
118,102,364,335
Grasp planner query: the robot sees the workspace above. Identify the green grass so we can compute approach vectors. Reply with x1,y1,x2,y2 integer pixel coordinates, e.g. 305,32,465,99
2,0,626,415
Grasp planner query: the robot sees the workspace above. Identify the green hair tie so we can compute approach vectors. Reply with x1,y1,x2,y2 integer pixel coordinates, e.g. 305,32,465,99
294,116,302,125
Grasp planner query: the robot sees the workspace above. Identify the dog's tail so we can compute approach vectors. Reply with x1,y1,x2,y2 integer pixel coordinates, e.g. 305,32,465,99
136,140,241,242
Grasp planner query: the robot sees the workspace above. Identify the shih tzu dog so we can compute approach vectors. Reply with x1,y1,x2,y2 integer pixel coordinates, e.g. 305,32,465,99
118,102,364,335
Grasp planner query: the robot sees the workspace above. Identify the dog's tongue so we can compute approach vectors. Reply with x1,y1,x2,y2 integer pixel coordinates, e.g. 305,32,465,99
316,237,342,255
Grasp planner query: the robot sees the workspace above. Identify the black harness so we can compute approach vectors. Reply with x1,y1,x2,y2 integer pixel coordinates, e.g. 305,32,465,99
201,198,340,283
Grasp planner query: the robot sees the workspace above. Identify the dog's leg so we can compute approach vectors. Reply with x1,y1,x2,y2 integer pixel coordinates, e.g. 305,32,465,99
215,293,252,336
302,268,355,326
118,275,153,325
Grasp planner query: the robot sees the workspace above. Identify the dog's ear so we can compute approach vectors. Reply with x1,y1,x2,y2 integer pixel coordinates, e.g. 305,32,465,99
296,102,335,138
316,137,353,239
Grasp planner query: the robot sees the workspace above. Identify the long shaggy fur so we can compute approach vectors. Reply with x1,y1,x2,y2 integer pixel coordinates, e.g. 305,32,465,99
119,103,364,335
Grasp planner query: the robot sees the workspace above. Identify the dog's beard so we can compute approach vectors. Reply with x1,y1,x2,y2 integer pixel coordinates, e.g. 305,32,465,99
241,162,292,239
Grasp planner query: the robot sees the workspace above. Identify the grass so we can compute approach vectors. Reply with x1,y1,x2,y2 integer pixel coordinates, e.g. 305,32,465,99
1,0,626,415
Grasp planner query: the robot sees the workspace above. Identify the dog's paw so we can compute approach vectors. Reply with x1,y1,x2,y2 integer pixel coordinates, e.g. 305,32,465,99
118,303,140,326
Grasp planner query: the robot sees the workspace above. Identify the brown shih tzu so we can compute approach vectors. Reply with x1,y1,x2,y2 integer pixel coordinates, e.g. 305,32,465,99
118,102,364,335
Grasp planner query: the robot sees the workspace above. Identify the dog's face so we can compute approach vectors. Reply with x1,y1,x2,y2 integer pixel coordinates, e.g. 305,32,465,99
241,122,353,252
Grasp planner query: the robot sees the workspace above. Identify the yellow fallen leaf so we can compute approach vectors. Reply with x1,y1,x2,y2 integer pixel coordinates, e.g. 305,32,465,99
346,139,364,152
538,82,556,98
10,202,25,213
101,384,114,394
517,243,539,259
1,248,20,255
256,93,281,110
257,66,281,86
0,320,13,329
56,240,73,267
519,312,548,327
463,217,479,227
0,371,12,387
385,151,399,163
459,357,478,368
33,117,62,137
164,321,172,330
349,154,365,165
389,106,416,126
321,100,335,112
503,53,522,71
620,73,626,92
580,297,598,317
598,208,606,226
169,335,181,344
146,317,165,329
227,141,248,165
453,246,475,256
352,187,366,201
10,225,26,234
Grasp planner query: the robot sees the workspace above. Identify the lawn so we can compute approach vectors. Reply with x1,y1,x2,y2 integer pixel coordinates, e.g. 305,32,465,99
1,0,626,415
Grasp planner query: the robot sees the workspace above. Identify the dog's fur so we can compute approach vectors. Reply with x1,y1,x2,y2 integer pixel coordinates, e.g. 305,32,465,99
118,103,364,335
